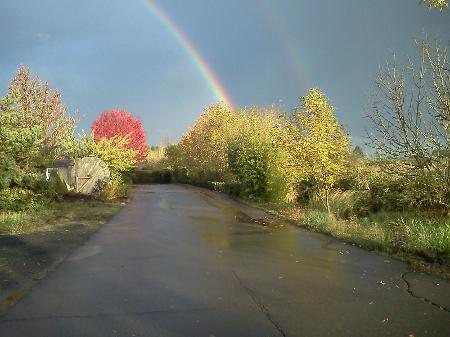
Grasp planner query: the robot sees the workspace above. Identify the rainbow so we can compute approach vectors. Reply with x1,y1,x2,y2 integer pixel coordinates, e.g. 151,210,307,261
143,0,233,107
259,0,309,88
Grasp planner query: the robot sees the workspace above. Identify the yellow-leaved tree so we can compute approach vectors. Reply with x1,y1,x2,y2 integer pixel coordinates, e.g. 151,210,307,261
178,102,233,182
420,0,448,10
83,135,138,173
287,88,350,212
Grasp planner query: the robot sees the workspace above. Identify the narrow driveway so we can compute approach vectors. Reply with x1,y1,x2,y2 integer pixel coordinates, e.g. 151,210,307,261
0,184,448,336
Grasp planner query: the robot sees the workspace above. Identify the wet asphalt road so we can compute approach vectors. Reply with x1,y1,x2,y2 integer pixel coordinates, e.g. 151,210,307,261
0,184,448,337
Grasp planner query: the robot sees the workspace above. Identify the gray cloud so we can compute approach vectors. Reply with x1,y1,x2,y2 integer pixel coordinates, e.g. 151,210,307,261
1,0,449,144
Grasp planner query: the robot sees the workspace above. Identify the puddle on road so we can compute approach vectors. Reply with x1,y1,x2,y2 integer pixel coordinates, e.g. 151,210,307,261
188,215,222,224
186,191,348,268
188,213,268,248
187,204,292,252
188,211,272,231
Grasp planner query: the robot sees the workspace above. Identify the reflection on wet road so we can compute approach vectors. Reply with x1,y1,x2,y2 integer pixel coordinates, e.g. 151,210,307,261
0,184,448,337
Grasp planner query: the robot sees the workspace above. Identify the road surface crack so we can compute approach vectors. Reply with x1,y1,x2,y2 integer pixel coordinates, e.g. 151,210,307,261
401,271,449,312
233,271,287,337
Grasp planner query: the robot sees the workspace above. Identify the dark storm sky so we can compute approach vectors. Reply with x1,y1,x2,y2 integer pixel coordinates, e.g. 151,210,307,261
0,0,449,145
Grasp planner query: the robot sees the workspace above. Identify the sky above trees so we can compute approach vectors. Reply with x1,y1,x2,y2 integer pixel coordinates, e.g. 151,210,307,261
0,0,449,145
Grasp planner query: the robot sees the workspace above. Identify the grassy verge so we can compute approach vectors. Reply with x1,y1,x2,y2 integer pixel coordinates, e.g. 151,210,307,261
0,200,123,235
251,202,450,279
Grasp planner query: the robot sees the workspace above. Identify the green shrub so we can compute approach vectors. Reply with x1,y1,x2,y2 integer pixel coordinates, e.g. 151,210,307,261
48,171,68,196
22,174,49,192
266,168,291,203
131,169,154,184
206,181,225,192
326,190,364,219
162,169,172,183
172,167,189,183
97,171,131,200
131,169,173,184
405,170,449,210
228,138,289,202
0,188,44,211
0,156,23,189
228,139,268,200
295,179,317,205
337,159,450,214
223,182,241,196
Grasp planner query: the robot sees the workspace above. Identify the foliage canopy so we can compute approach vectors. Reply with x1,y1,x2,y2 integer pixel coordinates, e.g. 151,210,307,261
91,109,148,161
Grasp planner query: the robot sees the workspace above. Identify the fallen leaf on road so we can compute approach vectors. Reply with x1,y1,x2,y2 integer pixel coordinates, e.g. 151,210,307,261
378,280,386,285
382,318,389,323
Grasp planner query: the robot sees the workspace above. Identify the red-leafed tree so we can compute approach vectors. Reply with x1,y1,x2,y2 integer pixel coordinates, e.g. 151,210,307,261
91,109,148,161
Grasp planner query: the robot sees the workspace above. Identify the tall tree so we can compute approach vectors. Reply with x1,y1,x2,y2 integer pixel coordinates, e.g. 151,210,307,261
91,109,148,161
177,103,233,181
368,37,450,207
287,88,350,212
0,66,75,171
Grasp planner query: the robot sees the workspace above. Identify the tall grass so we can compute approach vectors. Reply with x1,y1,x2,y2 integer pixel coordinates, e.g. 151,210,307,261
302,207,450,256
260,189,450,261
0,211,32,234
